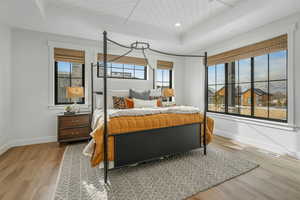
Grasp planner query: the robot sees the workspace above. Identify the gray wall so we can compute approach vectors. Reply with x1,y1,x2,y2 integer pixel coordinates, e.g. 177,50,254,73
0,24,11,153
4,28,185,148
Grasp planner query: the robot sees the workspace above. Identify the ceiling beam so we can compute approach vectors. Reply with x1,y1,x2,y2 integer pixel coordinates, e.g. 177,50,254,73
34,0,46,19
124,0,142,24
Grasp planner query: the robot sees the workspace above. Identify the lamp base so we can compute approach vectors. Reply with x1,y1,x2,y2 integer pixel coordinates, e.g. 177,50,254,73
64,111,75,115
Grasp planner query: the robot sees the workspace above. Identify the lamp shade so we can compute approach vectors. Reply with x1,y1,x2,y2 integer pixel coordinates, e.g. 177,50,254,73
66,87,84,99
163,88,175,97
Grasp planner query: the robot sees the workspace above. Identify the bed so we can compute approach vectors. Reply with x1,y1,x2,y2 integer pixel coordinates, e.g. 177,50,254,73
86,31,210,184
84,106,214,168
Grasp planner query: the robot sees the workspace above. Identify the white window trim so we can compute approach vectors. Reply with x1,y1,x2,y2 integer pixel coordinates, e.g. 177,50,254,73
47,41,96,111
204,23,298,129
208,112,297,131
287,23,297,126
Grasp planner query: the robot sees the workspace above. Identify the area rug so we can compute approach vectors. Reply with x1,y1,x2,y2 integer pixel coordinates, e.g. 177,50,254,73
53,143,258,200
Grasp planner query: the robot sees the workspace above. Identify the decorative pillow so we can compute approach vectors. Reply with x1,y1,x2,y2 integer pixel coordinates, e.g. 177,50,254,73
149,96,163,107
108,90,129,109
150,88,162,97
112,96,126,109
125,98,134,109
157,99,163,107
129,89,150,100
133,98,158,108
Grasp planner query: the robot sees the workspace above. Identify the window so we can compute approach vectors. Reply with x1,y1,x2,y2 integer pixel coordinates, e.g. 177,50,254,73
207,34,288,122
207,50,287,122
55,61,85,104
99,63,147,80
156,68,172,89
54,48,85,105
97,54,147,80
208,64,225,112
156,60,173,101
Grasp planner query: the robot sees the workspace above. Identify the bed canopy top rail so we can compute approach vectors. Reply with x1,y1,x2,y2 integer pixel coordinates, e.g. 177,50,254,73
107,37,206,58
92,31,208,185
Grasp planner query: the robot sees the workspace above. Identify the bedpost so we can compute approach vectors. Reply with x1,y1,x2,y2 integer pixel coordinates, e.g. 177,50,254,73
203,51,208,155
153,68,155,89
91,63,94,114
103,31,109,184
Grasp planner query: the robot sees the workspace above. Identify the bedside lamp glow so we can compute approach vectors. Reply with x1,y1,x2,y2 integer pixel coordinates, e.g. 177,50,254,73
66,87,84,113
163,88,175,98
163,88,175,106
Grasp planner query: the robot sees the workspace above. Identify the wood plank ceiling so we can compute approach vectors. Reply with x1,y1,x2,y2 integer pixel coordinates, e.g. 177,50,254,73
46,0,241,33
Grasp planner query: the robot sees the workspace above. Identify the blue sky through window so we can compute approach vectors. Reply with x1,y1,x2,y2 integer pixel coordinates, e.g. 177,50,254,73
58,62,71,73
269,50,286,80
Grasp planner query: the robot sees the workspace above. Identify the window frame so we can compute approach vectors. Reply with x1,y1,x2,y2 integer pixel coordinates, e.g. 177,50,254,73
207,50,288,123
156,68,173,101
99,62,147,80
54,61,85,105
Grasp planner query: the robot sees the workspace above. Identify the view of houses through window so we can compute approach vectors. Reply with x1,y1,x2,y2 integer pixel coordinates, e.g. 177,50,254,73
208,50,287,122
55,61,85,105
99,62,147,80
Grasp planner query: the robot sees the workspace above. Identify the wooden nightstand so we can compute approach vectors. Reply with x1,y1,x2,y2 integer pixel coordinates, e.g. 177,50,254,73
57,113,91,143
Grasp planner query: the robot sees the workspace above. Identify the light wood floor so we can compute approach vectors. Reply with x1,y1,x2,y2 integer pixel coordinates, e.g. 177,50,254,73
1,136,300,200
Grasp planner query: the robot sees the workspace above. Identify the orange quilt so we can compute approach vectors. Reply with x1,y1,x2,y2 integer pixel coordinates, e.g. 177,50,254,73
91,113,214,167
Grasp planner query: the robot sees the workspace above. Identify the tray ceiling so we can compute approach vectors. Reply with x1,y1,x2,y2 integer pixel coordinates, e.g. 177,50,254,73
46,0,241,33
0,0,300,52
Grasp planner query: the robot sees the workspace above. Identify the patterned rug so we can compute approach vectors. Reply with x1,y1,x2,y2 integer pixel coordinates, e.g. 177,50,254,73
53,143,258,200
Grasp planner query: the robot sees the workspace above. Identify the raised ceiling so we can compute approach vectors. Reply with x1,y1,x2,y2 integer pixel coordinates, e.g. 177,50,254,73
0,0,300,53
46,0,241,34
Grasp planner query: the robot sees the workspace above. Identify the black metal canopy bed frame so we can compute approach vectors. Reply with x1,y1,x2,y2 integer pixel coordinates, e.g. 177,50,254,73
91,31,208,185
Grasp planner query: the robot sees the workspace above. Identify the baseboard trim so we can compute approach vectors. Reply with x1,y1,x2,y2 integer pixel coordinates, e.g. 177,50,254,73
0,142,11,156
215,129,300,159
9,136,57,147
288,151,300,160
0,136,57,156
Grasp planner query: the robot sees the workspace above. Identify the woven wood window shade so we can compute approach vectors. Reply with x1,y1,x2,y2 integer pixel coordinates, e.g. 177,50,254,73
157,60,173,70
97,54,147,66
54,48,85,64
207,34,287,66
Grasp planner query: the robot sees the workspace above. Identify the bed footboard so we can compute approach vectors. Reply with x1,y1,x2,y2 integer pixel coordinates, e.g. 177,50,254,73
113,123,201,168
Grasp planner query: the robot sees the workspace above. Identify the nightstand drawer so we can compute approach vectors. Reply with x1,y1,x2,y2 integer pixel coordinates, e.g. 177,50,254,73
59,127,90,139
59,115,90,129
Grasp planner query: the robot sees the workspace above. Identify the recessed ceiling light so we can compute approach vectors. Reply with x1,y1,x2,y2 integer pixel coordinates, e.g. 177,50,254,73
175,22,181,27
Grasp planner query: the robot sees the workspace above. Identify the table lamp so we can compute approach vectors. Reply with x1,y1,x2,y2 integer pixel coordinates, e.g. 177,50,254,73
66,87,84,114
163,88,175,105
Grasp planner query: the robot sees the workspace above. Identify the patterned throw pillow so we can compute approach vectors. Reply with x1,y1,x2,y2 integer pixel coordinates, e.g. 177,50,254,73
125,98,134,109
150,88,162,97
112,96,126,109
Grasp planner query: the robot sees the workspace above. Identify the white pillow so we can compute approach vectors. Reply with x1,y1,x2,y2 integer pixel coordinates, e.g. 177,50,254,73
133,98,157,108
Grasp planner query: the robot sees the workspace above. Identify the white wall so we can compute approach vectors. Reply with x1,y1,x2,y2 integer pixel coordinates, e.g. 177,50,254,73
0,24,11,154
184,12,300,158
6,28,185,148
